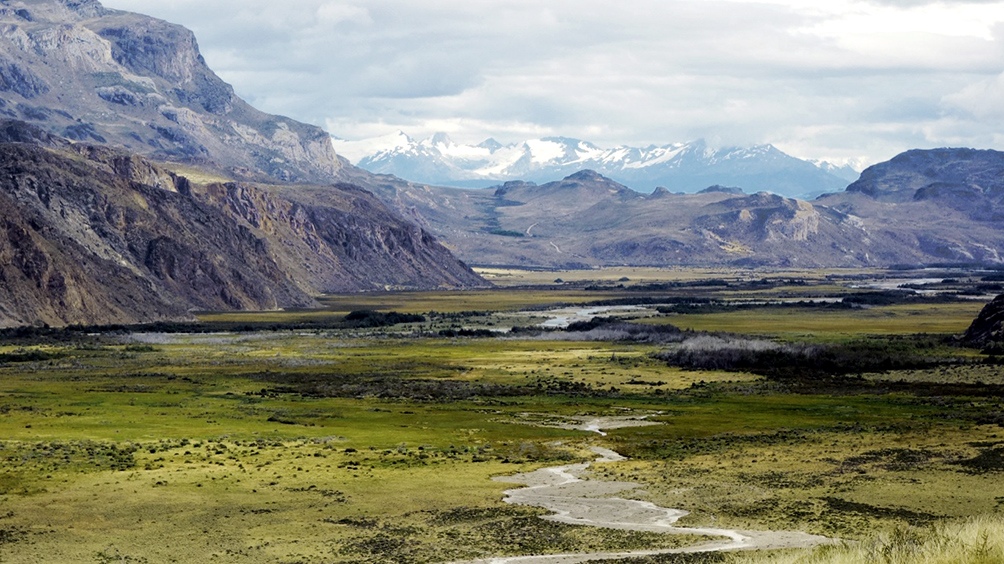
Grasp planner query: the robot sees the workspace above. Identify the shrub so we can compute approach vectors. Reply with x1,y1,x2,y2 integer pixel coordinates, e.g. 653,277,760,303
656,335,948,378
343,310,425,327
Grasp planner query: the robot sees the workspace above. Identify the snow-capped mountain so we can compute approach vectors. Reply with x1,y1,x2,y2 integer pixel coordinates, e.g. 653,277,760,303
331,133,859,198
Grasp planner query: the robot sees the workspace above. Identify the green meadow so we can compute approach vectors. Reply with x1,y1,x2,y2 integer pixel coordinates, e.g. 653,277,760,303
2,268,1003,563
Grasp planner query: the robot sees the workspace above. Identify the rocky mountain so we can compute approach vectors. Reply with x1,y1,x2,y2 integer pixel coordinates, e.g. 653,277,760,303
0,121,484,327
359,149,1004,269
814,148,1004,264
0,0,341,183
842,148,1004,216
0,0,487,326
332,132,858,198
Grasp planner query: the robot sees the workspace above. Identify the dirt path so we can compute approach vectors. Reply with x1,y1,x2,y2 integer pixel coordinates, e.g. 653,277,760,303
451,418,833,564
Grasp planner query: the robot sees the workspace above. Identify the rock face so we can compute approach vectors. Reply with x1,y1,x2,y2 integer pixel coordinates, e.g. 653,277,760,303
963,294,1004,349
0,122,484,327
0,0,341,183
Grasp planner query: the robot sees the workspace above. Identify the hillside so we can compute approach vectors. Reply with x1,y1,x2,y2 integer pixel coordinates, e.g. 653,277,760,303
358,159,1004,269
0,0,487,326
0,121,484,327
842,148,1004,215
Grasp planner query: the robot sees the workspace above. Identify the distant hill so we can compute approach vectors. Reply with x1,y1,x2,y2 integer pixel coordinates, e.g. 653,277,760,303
333,132,859,198
359,158,1004,269
843,148,1004,219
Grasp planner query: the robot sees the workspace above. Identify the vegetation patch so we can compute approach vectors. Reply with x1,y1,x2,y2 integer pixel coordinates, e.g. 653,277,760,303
819,496,940,525
656,334,956,378
344,310,426,327
1,271,1003,562
954,445,1004,474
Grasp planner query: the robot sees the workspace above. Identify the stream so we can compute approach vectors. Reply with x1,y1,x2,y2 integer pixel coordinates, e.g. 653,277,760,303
452,417,833,564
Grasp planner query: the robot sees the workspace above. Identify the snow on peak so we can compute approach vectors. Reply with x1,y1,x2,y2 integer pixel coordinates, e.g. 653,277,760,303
331,130,851,197
478,138,503,151
524,138,568,165
330,130,413,163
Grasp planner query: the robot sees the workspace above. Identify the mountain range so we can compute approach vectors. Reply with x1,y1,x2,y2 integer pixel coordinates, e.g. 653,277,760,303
333,132,860,198
359,157,1004,269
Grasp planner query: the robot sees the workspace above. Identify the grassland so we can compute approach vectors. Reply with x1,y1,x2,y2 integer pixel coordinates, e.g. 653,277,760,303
2,268,1003,563
646,302,986,341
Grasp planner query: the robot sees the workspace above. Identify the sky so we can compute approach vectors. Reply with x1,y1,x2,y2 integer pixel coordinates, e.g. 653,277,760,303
98,0,1004,168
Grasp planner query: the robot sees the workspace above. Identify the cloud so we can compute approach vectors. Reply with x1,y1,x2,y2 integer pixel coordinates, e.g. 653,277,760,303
99,0,1004,165
943,72,1004,121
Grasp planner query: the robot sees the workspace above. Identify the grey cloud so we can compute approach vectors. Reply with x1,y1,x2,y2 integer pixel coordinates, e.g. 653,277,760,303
97,0,1004,164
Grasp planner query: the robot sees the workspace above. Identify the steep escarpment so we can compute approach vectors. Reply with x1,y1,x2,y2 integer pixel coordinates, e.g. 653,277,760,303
0,1,487,326
0,125,484,327
0,0,341,183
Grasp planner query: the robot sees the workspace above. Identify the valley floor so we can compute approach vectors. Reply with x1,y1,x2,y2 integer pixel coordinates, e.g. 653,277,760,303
1,267,1003,563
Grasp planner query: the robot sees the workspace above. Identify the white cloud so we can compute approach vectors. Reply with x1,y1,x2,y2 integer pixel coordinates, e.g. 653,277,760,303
944,72,1004,121
98,0,1004,164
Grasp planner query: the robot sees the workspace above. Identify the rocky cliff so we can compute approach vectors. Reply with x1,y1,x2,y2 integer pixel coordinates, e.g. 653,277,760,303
0,121,484,327
0,0,341,183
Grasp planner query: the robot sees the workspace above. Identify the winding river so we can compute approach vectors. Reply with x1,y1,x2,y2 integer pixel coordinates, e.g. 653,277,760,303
453,417,833,564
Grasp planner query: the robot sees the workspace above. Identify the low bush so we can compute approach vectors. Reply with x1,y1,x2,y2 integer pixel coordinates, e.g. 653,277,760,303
656,335,950,378
344,310,426,327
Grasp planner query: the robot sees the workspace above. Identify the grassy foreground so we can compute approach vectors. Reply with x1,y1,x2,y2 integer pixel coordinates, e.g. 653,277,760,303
2,269,1004,562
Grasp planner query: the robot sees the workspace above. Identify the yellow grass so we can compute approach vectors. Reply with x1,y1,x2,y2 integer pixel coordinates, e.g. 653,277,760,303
644,302,985,339
733,514,1004,563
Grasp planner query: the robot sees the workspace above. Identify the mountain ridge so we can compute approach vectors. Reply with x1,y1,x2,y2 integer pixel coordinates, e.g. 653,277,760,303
0,0,488,326
358,156,1004,269
0,0,342,183
333,132,858,198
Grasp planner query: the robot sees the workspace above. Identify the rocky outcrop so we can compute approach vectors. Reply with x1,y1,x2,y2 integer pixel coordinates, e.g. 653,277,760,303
0,0,342,183
0,124,485,327
963,294,1004,350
